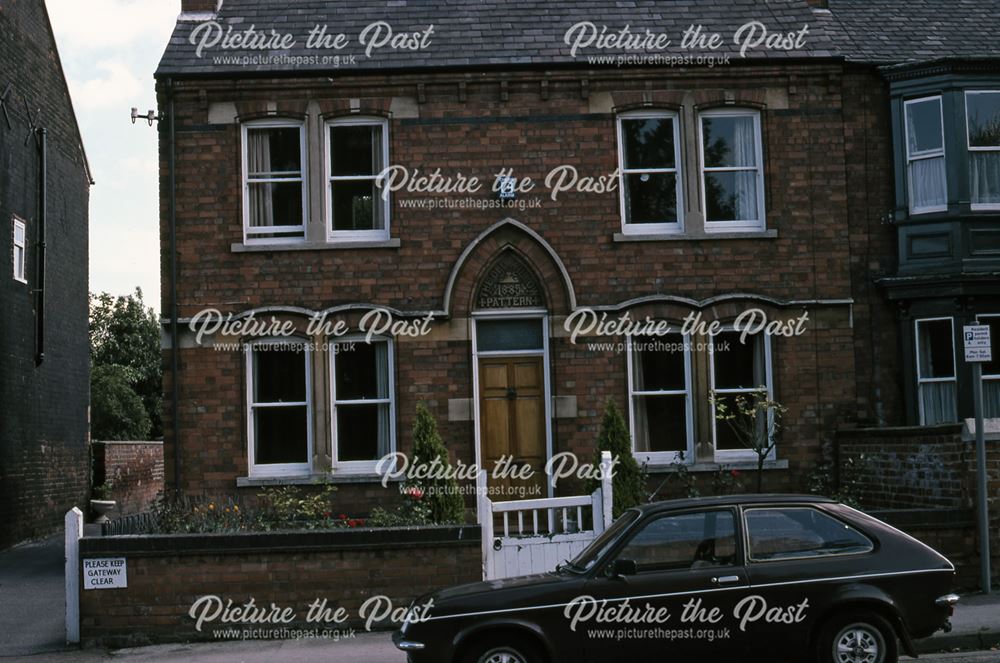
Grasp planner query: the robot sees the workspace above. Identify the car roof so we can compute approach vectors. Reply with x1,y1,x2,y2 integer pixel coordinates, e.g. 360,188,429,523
635,494,836,515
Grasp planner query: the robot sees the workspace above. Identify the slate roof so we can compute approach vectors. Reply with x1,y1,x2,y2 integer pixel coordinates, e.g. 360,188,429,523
155,0,1000,78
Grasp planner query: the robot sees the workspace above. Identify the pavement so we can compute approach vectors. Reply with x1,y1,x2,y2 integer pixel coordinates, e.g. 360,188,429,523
0,535,997,661
0,535,68,658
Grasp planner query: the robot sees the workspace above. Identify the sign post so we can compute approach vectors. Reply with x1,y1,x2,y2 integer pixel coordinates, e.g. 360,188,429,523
964,324,992,594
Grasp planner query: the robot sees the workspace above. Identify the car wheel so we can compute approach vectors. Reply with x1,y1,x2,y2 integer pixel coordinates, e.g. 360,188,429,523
818,611,898,663
461,633,545,663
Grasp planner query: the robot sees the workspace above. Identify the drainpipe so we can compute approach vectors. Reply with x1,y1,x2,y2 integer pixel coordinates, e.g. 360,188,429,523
35,127,47,365
166,79,182,494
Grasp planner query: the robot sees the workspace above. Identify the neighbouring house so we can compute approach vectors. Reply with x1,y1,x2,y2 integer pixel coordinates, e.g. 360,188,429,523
153,0,999,515
0,0,92,548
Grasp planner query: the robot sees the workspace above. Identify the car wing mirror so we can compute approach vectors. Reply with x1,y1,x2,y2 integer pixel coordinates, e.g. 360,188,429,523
609,558,638,577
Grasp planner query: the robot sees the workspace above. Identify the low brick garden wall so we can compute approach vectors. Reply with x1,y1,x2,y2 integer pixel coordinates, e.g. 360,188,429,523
78,525,481,647
837,424,1000,590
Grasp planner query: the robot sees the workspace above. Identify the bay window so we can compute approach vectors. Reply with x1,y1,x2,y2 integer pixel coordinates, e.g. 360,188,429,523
699,110,765,230
966,91,1000,210
904,96,947,214
627,335,694,464
242,122,307,243
246,339,312,476
327,117,389,240
616,111,683,233
330,339,395,473
915,317,957,425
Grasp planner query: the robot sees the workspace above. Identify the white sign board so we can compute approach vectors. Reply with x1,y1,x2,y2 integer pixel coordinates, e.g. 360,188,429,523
83,557,127,590
964,325,992,363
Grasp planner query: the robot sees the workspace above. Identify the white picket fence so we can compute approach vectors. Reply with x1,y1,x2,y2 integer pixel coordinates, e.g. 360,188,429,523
477,451,614,580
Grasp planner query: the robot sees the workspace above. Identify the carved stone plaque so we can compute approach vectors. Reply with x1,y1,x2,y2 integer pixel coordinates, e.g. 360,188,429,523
476,254,544,309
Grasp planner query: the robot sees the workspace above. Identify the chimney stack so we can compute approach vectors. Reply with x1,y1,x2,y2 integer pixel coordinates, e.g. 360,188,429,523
181,0,220,13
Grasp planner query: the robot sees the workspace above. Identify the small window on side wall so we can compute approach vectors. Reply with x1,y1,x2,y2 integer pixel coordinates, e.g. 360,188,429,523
246,339,312,476
699,109,765,231
12,217,27,283
915,317,957,425
904,96,947,214
616,111,683,234
327,117,389,241
966,91,1000,210
242,122,307,243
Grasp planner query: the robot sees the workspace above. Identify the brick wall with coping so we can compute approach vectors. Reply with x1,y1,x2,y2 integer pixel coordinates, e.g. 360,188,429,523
78,525,481,647
837,424,1000,588
92,441,165,518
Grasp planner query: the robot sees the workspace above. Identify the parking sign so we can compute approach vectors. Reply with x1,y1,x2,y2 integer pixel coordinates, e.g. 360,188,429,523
964,325,992,362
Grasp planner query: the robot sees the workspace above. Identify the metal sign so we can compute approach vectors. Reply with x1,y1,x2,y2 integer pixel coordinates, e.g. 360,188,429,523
83,557,127,590
963,325,992,363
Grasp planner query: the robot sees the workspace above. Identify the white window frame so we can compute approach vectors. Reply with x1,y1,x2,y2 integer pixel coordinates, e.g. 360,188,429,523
329,336,396,475
625,333,695,465
904,96,948,215
709,329,775,462
245,338,314,478
12,217,27,284
965,90,1000,211
975,314,1000,406
241,120,308,245
698,109,766,232
616,110,685,235
325,116,390,242
914,317,958,426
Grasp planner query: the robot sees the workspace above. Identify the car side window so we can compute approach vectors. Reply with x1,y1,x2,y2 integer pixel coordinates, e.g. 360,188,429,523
614,510,737,573
744,507,874,562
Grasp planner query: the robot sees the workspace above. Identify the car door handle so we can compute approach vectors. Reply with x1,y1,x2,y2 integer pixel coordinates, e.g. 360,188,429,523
711,575,741,585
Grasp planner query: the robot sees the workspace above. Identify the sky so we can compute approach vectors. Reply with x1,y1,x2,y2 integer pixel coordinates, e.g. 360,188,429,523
47,0,181,313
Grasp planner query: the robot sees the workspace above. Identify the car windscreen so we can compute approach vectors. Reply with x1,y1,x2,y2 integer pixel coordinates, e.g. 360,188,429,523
744,507,874,562
567,509,640,572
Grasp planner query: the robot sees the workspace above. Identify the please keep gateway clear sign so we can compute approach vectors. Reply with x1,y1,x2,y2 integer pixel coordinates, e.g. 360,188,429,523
964,325,993,363
83,557,127,590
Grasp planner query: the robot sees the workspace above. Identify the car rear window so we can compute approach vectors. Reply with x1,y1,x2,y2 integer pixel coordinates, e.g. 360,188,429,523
744,507,873,562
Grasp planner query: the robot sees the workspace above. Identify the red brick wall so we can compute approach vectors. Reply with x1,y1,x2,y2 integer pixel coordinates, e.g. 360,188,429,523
836,425,970,509
79,526,481,646
93,442,165,518
838,425,1000,589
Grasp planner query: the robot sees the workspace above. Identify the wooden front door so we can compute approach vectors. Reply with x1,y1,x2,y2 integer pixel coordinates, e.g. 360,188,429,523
479,356,547,501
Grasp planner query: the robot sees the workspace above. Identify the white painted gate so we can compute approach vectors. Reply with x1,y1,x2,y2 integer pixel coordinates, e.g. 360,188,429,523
477,451,614,580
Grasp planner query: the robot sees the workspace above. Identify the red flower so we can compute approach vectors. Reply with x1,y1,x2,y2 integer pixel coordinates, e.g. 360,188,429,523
338,513,348,520
404,486,425,501
323,510,333,518
730,470,741,478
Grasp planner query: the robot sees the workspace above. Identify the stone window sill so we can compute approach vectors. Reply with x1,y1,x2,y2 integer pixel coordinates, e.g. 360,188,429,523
613,230,777,242
644,459,789,473
237,473,399,487
232,238,401,253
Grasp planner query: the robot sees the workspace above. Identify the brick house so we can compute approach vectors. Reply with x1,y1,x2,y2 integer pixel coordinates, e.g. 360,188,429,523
154,0,997,512
0,0,92,548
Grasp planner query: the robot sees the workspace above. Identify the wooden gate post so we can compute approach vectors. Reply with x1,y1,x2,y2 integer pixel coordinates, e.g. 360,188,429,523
599,450,613,530
476,469,495,580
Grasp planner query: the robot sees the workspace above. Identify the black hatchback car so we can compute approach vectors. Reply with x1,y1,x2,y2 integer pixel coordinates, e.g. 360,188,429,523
394,495,958,663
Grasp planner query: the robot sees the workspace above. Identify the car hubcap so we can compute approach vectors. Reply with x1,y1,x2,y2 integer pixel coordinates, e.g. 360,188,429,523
833,624,883,663
479,648,527,663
